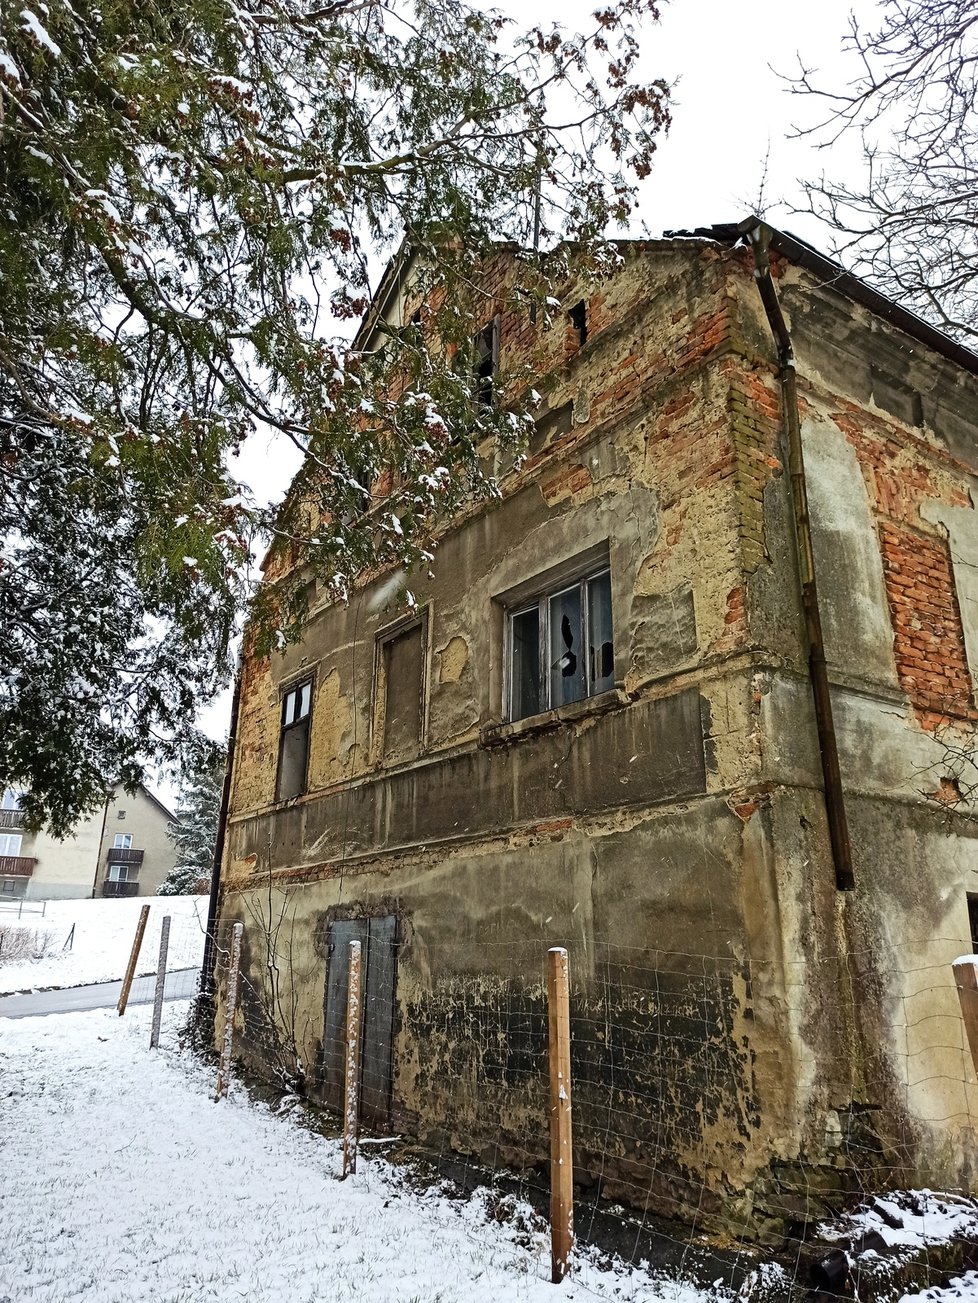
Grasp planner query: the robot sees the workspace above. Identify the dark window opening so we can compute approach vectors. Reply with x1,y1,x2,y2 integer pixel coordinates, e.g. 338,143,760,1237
508,567,614,722
277,678,313,800
968,894,978,954
568,300,588,347
471,316,500,407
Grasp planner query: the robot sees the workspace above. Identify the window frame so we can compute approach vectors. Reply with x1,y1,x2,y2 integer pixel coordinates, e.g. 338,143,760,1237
276,675,315,801
113,833,133,850
0,832,23,857
504,560,614,724
107,861,139,883
371,608,429,765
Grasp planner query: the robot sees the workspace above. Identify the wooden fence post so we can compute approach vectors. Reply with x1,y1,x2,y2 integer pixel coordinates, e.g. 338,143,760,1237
215,922,243,1102
149,915,172,1049
953,955,978,1078
548,946,574,1284
342,939,364,1178
117,904,150,1016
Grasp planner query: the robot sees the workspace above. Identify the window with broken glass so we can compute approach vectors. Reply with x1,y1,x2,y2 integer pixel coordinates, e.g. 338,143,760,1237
276,678,313,801
508,568,614,722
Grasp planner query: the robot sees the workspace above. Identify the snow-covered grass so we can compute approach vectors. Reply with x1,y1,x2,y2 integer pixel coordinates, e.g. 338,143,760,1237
0,1004,722,1303
0,895,206,993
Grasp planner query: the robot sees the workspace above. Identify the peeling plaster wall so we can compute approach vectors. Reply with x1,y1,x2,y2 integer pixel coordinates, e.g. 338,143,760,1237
218,241,978,1237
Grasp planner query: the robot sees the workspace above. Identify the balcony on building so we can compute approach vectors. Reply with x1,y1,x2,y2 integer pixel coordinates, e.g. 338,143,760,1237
0,854,35,877
106,847,145,866
103,846,144,897
102,879,140,897
0,808,25,830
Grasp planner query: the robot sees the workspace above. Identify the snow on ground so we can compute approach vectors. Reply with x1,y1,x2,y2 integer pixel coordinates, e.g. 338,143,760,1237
821,1191,978,1254
898,1274,978,1301
0,1003,721,1303
0,895,207,993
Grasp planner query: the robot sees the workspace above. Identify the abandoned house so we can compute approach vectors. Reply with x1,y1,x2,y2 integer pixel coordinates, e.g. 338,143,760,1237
210,219,978,1239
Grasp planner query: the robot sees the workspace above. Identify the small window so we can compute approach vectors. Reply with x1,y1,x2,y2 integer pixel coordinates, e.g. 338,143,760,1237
0,833,23,857
1,879,16,893
113,833,133,850
470,316,500,407
117,809,127,820
277,678,313,800
568,300,588,348
507,567,614,722
1,790,21,811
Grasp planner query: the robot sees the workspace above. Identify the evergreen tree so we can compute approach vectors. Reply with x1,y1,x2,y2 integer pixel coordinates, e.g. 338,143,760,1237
0,1,668,832
160,743,226,895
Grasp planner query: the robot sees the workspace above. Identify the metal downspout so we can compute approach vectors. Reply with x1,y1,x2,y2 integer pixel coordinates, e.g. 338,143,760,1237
742,219,856,891
199,659,244,1028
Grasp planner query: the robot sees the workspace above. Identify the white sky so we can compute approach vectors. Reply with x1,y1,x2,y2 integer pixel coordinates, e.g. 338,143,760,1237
192,0,883,756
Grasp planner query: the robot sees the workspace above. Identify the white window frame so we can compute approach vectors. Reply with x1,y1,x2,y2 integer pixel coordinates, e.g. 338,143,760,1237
107,862,138,883
0,833,23,857
113,833,133,850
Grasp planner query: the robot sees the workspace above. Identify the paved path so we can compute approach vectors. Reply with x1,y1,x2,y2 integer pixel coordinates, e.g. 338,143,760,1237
0,968,200,1018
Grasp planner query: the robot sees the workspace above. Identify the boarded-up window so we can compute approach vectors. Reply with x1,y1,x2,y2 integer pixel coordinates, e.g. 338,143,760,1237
320,915,398,1125
381,622,424,764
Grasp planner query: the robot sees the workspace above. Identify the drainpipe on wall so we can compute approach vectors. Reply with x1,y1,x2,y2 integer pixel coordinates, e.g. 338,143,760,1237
198,659,244,1030
91,791,111,898
742,217,856,892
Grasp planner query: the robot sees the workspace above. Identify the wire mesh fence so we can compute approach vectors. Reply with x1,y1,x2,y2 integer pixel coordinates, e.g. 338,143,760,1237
204,897,978,1298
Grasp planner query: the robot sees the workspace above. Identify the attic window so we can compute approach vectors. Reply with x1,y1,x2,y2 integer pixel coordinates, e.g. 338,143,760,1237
471,315,500,407
507,564,614,722
568,300,588,347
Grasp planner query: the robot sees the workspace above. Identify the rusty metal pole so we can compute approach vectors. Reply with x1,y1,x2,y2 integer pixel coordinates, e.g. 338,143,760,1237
215,922,243,1102
149,915,171,1049
117,904,150,1016
547,946,574,1284
342,939,364,1178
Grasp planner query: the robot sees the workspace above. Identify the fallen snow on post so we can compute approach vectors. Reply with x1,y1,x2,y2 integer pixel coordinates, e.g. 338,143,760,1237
0,1005,721,1303
0,895,206,994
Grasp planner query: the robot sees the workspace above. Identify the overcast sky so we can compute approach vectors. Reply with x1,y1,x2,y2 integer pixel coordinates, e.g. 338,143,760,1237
186,0,885,767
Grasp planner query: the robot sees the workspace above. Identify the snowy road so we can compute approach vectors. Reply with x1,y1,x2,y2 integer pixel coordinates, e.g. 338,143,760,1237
0,966,199,1017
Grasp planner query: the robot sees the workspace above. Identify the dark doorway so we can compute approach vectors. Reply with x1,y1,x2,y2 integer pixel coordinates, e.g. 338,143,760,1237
320,915,398,1125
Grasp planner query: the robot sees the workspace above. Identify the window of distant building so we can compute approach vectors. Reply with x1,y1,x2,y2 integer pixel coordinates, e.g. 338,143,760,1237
0,833,23,857
113,833,133,850
277,678,313,801
506,560,614,723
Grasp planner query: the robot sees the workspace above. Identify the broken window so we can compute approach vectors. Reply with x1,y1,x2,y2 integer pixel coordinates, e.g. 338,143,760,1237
568,299,588,348
470,315,500,407
276,678,313,800
507,566,614,722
